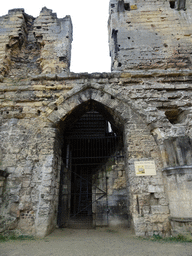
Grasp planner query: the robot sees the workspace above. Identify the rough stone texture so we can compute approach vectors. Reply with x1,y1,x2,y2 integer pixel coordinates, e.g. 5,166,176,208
1,71,191,237
0,3,192,237
109,0,192,71
0,7,72,80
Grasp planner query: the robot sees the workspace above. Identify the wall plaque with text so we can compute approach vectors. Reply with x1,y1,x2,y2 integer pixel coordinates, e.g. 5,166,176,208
134,160,156,176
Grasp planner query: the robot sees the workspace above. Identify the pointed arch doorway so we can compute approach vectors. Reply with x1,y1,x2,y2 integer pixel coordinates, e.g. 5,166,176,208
57,100,126,228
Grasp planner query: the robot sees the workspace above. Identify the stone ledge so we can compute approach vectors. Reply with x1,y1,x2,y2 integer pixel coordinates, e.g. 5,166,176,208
170,217,192,223
163,165,192,176
30,72,116,81
29,69,192,81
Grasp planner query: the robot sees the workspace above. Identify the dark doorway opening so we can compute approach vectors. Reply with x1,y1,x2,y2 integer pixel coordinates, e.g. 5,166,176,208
57,104,124,228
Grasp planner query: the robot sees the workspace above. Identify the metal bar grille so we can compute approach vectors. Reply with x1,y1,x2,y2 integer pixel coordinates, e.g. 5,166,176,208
59,111,124,227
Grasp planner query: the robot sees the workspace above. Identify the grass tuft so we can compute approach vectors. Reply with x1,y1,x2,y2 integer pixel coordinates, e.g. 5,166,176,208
141,233,192,243
106,228,118,233
0,234,35,242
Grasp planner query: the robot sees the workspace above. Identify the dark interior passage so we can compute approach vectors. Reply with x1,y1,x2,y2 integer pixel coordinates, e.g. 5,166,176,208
58,109,123,228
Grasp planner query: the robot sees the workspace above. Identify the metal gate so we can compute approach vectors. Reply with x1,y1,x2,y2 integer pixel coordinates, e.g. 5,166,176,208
58,111,123,228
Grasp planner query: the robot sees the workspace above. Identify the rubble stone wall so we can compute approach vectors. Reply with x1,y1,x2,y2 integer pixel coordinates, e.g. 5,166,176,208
0,4,192,237
1,70,192,236
0,7,72,80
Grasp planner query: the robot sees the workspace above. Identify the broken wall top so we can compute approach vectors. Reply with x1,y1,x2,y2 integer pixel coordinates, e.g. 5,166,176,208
0,7,73,80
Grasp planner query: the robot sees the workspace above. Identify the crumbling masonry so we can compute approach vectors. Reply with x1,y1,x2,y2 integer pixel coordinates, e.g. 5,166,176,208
0,0,192,237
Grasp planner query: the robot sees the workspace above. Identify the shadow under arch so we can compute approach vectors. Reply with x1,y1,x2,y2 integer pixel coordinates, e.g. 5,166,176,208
56,97,130,229
58,99,124,135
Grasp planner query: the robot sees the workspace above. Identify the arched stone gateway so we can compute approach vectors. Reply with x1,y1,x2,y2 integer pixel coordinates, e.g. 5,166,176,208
32,87,170,237
57,101,126,229
1,4,192,238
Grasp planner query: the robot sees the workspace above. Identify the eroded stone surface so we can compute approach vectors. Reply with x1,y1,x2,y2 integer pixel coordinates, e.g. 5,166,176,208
0,3,192,237
109,0,192,71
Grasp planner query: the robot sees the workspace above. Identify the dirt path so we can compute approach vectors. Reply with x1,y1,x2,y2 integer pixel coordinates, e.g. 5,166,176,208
0,228,192,256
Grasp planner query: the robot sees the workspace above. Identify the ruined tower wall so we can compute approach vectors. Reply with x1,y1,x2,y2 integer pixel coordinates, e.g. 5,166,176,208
0,7,72,80
109,0,192,71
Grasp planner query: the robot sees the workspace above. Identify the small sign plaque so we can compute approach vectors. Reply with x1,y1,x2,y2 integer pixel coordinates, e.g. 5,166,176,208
134,160,156,176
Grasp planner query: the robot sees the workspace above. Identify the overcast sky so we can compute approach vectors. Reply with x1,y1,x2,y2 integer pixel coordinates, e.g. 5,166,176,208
0,0,111,73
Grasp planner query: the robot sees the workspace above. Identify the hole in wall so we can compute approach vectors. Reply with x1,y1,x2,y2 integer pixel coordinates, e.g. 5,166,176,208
169,1,176,8
165,109,179,124
164,107,184,124
124,3,130,11
158,106,186,124
59,57,67,62
36,35,43,40
112,29,119,55
6,44,10,49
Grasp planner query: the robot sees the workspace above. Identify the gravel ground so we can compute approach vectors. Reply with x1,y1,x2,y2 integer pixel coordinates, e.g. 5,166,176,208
0,228,192,256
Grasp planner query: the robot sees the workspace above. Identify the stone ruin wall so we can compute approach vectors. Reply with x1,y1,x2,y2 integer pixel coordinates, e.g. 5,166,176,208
109,0,192,71
0,8,72,80
0,1,192,237
1,72,192,237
